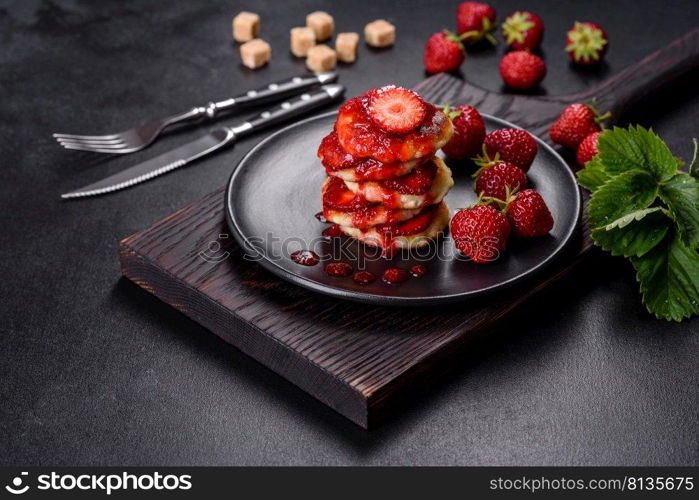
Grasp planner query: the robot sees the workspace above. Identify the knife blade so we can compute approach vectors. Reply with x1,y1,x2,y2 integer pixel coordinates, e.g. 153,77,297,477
61,84,345,199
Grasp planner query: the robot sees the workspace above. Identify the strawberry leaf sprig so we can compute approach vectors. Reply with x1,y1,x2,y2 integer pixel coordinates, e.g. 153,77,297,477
577,126,699,322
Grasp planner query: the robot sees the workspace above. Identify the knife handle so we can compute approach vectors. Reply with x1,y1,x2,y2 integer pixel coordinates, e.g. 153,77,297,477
223,72,338,109
168,72,339,127
230,84,345,138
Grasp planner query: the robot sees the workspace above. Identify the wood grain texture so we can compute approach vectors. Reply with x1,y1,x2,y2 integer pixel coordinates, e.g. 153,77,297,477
120,29,699,428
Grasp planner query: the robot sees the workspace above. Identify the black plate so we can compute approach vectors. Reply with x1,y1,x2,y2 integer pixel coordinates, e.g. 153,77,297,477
225,112,581,306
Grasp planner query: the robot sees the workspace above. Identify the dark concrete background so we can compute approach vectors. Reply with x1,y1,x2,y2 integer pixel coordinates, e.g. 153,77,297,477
1,0,697,465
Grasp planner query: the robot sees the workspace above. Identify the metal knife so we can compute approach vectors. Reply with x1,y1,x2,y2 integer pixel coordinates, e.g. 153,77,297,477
61,84,344,199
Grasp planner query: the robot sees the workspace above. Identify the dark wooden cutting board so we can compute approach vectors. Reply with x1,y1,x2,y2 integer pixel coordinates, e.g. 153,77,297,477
119,30,698,428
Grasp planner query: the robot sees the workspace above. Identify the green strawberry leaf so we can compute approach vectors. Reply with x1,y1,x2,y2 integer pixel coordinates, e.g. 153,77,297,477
576,156,610,192
574,124,697,321
659,173,699,249
597,126,677,181
631,232,699,322
588,169,658,228
591,207,670,257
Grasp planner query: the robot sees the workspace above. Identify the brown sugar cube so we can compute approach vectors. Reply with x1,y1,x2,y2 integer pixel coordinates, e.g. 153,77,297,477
290,27,316,57
232,12,260,42
306,45,336,73
364,19,395,48
306,11,334,41
240,39,271,69
335,32,359,63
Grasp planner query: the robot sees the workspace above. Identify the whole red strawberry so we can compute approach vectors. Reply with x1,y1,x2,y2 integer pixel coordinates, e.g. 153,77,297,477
479,128,538,171
456,2,497,45
424,30,466,74
441,104,486,159
549,103,610,150
501,11,543,50
474,161,528,200
566,22,608,65
499,51,546,90
507,189,553,237
576,131,601,167
451,204,511,263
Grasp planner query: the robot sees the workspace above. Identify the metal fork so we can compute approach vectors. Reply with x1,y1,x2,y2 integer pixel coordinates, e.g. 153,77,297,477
53,72,337,154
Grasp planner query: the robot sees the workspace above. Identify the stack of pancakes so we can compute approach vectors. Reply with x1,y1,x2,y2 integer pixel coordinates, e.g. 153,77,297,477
317,87,455,252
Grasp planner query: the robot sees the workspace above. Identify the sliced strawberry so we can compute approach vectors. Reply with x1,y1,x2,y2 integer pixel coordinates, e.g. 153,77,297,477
366,86,427,134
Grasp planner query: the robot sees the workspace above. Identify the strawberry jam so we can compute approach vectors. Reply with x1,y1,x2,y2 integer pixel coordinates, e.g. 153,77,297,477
382,267,409,284
352,271,377,285
410,264,428,276
381,161,436,195
322,177,368,210
335,95,451,164
375,204,437,237
322,224,343,239
322,177,418,229
318,131,419,181
325,262,353,277
290,250,319,266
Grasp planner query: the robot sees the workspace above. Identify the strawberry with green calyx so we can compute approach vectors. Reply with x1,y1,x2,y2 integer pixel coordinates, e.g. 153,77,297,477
450,194,511,263
474,128,538,171
501,11,543,51
441,103,486,159
456,2,497,46
549,101,611,150
484,186,553,238
506,189,554,237
423,30,470,74
472,157,528,201
566,22,608,65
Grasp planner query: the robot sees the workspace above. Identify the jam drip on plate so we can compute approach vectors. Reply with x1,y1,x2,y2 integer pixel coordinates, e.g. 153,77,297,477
290,250,320,266
382,267,409,284
325,262,353,277
352,271,377,284
410,264,428,276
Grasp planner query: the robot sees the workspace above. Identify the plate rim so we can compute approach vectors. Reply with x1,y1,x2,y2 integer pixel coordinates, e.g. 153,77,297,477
225,110,582,306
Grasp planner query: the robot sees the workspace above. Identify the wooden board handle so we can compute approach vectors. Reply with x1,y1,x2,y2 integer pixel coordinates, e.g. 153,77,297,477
574,27,699,117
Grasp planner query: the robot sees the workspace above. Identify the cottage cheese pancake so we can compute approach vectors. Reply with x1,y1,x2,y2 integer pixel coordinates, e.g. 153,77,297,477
344,157,453,209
